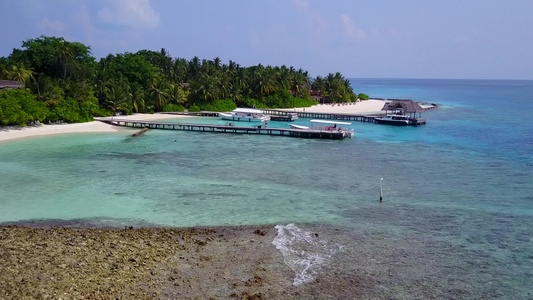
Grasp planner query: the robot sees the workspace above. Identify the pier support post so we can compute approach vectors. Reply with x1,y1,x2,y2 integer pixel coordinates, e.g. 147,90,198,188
379,178,384,202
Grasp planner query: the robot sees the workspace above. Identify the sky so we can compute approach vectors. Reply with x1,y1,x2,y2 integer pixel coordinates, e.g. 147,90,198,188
1,0,532,80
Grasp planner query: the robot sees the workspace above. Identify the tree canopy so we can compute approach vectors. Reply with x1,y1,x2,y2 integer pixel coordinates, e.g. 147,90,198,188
0,35,364,126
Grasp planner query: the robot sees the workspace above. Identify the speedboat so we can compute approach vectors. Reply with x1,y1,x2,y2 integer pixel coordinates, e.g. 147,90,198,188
219,108,270,122
291,119,354,138
289,124,309,130
374,114,413,126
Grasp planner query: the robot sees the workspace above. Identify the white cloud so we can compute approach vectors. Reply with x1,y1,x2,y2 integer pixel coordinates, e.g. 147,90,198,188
38,18,68,33
74,7,96,41
291,0,327,36
98,0,160,29
341,14,366,41
292,0,309,11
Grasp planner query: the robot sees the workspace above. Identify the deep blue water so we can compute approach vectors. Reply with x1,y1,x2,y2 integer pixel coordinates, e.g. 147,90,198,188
0,79,531,297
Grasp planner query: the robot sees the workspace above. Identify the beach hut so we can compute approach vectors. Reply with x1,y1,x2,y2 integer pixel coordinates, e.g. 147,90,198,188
380,99,427,125
381,99,425,118
0,80,24,90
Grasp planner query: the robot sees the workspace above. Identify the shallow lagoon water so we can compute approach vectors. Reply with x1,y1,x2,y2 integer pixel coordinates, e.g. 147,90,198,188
0,79,532,297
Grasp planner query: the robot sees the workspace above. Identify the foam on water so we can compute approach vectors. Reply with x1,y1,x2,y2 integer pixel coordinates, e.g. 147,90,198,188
272,223,343,286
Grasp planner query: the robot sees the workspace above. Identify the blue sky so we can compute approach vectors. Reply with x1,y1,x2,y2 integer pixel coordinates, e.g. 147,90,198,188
1,0,532,80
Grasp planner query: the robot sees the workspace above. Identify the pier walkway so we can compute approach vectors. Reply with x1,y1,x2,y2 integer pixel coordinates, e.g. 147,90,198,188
160,110,381,123
263,109,381,122
97,118,352,140
156,108,427,125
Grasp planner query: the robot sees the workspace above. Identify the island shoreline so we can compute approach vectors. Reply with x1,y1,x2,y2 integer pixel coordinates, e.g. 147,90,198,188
0,99,434,143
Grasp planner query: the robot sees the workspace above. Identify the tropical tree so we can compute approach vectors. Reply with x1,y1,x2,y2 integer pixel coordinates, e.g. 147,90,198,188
4,63,34,84
149,75,170,111
59,42,73,81
30,74,63,104
130,82,146,113
2,34,360,122
167,83,188,106
107,80,132,114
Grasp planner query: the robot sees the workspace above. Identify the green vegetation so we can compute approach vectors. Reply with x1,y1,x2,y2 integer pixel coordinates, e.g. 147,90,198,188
0,89,48,126
358,93,369,100
0,35,364,126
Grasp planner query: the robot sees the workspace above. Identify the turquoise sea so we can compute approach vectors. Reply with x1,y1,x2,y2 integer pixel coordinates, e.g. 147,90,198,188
1,79,532,298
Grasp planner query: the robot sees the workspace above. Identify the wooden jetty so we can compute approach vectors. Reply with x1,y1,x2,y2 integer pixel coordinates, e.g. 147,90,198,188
158,106,430,125
159,111,219,117
97,118,352,140
264,109,379,123
159,110,379,123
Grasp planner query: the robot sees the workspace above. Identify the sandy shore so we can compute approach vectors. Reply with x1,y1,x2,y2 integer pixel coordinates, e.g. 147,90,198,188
284,99,436,115
282,99,388,115
0,100,436,143
0,113,193,143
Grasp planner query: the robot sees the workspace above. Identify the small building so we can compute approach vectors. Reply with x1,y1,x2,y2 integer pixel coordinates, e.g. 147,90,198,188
382,99,425,117
310,90,323,103
0,80,24,90
381,99,427,125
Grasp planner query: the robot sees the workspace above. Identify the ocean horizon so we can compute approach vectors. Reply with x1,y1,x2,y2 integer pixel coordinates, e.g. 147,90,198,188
0,78,531,298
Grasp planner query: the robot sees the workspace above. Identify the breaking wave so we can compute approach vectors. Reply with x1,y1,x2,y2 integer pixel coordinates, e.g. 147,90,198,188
272,223,343,286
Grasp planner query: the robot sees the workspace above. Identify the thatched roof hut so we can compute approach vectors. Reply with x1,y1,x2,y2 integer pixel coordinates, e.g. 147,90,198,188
382,99,425,115
0,80,24,90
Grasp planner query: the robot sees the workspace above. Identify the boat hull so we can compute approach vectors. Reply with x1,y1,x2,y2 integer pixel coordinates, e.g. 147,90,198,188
289,124,310,129
374,119,411,126
219,113,268,122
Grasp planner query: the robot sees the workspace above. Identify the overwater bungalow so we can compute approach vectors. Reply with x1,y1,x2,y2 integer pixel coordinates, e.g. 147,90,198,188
380,99,427,125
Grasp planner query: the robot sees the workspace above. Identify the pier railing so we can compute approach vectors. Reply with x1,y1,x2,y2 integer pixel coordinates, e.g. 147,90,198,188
158,109,427,125
97,118,353,140
262,109,382,123
159,110,382,123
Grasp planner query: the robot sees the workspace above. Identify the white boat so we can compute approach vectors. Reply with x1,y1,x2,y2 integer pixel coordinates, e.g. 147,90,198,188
290,119,354,138
219,108,270,122
289,124,309,130
270,112,298,121
374,114,413,126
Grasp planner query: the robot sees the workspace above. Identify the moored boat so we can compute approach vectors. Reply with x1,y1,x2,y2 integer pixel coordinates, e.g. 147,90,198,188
291,119,354,138
289,124,309,130
219,108,270,122
374,114,413,126
270,112,298,122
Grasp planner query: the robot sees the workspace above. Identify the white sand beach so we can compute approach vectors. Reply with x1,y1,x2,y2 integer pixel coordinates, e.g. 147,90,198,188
0,99,428,143
0,113,193,143
284,99,388,114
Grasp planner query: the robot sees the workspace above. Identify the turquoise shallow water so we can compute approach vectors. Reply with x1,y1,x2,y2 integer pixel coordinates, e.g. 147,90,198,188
0,79,532,297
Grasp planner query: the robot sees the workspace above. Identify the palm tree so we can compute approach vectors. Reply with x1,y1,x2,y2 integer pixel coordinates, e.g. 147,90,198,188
107,84,132,114
158,48,173,79
188,56,201,81
59,42,74,81
250,65,275,99
191,75,217,103
130,83,146,113
5,63,34,84
212,57,221,70
168,83,188,105
30,73,63,104
149,76,170,110
276,66,292,91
